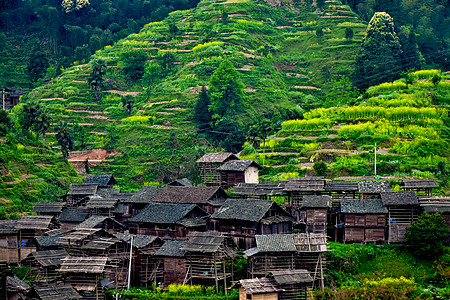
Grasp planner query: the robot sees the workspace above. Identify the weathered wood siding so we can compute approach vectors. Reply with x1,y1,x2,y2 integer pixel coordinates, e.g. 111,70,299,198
239,288,278,300
163,257,186,285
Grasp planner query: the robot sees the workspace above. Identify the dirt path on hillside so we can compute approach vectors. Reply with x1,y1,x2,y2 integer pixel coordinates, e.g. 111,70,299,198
68,149,120,174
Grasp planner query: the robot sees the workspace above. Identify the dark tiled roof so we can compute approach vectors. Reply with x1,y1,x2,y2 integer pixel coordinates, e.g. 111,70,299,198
26,249,68,267
59,208,89,223
33,284,80,300
422,205,450,213
238,277,281,294
125,186,163,204
401,179,438,189
233,182,287,196
58,228,107,245
269,269,313,284
284,177,325,192
84,174,116,187
115,232,162,248
34,236,62,247
340,199,388,214
211,199,282,222
16,215,53,230
302,195,332,208
358,181,390,193
0,220,18,234
380,191,418,206
151,186,227,205
167,178,192,186
7,276,30,292
74,215,124,230
196,152,238,163
32,202,65,213
85,196,118,209
325,180,359,192
182,231,227,253
154,240,187,257
96,188,134,200
129,202,206,224
255,234,297,253
67,183,98,195
81,237,123,250
217,160,262,172
59,256,107,274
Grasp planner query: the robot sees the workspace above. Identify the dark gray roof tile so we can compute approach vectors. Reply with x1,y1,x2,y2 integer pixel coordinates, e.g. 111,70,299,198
380,191,418,206
341,199,388,214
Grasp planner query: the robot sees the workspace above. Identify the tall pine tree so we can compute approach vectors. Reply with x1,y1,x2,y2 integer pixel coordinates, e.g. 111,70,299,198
194,86,213,134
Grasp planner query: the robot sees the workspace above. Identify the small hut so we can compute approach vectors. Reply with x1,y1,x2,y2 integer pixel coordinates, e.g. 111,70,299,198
22,249,68,280
84,174,116,189
63,183,98,207
74,215,126,234
33,235,64,251
182,231,236,294
29,284,81,300
32,202,65,218
233,181,288,201
0,220,19,263
300,195,332,234
196,152,239,186
150,185,228,214
284,177,325,211
400,179,438,197
115,186,162,222
128,202,208,239
238,277,281,300
2,87,27,109
209,199,293,249
358,181,390,199
339,199,387,243
58,228,113,255
324,180,359,208
85,196,119,217
380,191,420,243
268,270,313,300
16,216,57,261
58,256,108,299
58,208,89,231
152,240,187,286
217,160,263,189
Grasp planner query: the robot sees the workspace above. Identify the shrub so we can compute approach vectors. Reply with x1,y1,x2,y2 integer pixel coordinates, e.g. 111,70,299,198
313,161,327,176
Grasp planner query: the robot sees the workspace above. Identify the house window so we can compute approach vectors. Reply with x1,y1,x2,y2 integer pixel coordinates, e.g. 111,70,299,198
246,294,252,300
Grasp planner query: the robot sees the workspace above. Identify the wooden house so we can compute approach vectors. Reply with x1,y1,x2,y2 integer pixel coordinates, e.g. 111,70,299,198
196,152,239,186
0,220,19,263
400,179,438,197
167,178,192,187
85,196,119,217
209,199,294,250
58,228,113,255
284,177,325,213
81,237,129,259
16,216,57,261
300,195,332,234
29,284,81,300
339,199,387,243
74,215,126,234
128,202,208,239
380,191,420,243
22,249,68,280
58,208,89,231
114,233,164,286
150,185,228,214
6,275,31,300
238,277,281,300
63,183,98,207
245,233,327,290
152,240,187,286
217,160,262,189
84,174,116,189
358,181,390,199
58,256,108,299
267,270,313,300
32,202,65,218
2,87,27,109
114,186,162,223
182,231,236,294
233,181,288,201
33,235,64,251
324,180,359,208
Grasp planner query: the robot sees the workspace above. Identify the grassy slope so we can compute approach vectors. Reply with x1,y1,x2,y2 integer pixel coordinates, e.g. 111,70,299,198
19,0,367,188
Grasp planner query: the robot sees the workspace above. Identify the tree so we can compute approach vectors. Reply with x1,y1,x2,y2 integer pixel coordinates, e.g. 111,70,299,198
27,48,49,82
374,0,404,28
122,94,135,116
36,110,51,139
61,0,91,13
405,213,449,259
345,28,354,41
168,21,180,39
120,50,148,80
313,161,327,176
193,86,213,134
156,51,176,75
209,60,244,123
324,75,360,108
353,12,403,90
55,122,73,159
316,28,324,38
19,103,41,134
0,110,11,136
88,59,106,91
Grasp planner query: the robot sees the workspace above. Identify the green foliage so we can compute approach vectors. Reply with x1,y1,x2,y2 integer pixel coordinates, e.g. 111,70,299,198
313,160,327,176
55,122,73,159
405,213,449,259
122,95,135,116
120,50,148,81
0,110,12,136
194,86,213,134
88,59,106,91
324,76,360,108
345,28,354,40
354,12,403,90
27,48,49,83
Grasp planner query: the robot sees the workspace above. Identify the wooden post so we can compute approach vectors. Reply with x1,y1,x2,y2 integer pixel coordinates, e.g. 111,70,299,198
319,253,324,291
189,253,193,285
223,261,227,295
214,253,219,295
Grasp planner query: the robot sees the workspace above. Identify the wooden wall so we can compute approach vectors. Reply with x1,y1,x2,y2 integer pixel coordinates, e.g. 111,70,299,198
163,257,186,285
343,214,386,242
239,288,278,300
